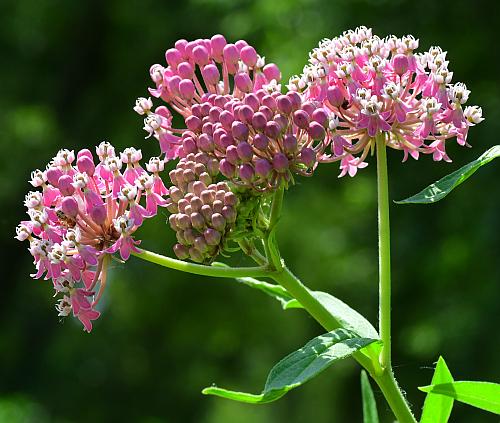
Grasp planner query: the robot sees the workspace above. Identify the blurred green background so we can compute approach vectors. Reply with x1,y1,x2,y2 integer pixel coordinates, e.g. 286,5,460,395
1,0,499,421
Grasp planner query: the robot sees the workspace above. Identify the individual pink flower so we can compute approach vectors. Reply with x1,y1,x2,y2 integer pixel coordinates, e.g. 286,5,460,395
105,214,142,260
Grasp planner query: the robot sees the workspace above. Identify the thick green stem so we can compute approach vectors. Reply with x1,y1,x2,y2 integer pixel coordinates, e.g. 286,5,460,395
270,257,415,422
132,249,273,279
376,370,416,423
376,135,392,370
266,184,285,269
271,266,343,333
374,136,416,422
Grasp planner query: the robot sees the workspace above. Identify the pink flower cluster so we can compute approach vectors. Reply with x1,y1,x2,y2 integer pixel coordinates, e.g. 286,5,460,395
287,26,484,176
135,35,329,190
16,144,168,331
166,152,239,262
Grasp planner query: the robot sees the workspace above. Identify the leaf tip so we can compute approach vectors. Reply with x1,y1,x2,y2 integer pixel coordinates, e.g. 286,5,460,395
201,386,218,395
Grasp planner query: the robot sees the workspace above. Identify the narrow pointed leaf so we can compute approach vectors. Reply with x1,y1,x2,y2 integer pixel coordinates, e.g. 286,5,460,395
361,370,379,423
211,262,294,307
285,291,379,339
203,329,377,404
396,145,500,204
419,381,500,415
234,275,294,307
420,356,454,423
220,264,379,339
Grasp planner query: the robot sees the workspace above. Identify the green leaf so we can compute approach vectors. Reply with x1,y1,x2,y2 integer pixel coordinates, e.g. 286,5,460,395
285,291,379,339
234,275,294,308
361,370,379,423
396,145,500,204
420,356,455,423
203,329,377,404
419,381,500,415
220,265,379,339
211,262,294,308
314,291,379,339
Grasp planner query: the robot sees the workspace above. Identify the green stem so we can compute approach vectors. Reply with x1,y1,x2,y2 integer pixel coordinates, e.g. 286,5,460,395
266,184,285,269
374,136,416,422
132,249,273,279
376,371,416,423
237,239,267,266
271,266,344,333
270,258,416,422
376,134,392,370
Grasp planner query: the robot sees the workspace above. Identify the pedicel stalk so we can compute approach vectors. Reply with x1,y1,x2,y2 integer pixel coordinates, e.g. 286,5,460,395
17,28,500,422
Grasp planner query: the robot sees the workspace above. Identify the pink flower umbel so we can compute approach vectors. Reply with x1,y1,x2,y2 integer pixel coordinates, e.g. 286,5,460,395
288,27,484,176
135,36,335,191
16,144,168,331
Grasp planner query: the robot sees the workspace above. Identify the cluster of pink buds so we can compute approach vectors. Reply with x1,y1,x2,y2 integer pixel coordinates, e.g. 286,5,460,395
15,143,168,331
134,36,330,190
287,26,484,176
177,90,323,190
166,153,239,262
135,35,282,160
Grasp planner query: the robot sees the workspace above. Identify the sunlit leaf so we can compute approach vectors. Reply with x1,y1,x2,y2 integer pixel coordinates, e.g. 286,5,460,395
284,291,379,339
396,145,500,204
420,356,454,423
211,262,294,307
234,275,294,307
419,381,500,415
202,329,377,404
361,370,379,423
219,264,379,339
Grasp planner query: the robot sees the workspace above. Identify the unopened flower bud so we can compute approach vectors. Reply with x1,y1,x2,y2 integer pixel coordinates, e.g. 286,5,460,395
222,206,237,223
90,203,107,225
173,243,189,260
240,45,258,67
283,134,298,154
293,110,310,129
58,175,75,196
211,213,226,231
300,147,316,167
308,121,326,140
202,64,220,85
179,79,196,100
231,121,249,141
327,86,345,107
255,158,272,177
223,192,238,206
204,228,221,246
234,72,253,93
392,54,409,75
272,153,289,173
77,156,95,176
46,167,63,186
236,142,253,162
239,163,254,181
189,246,204,263
312,109,328,128
176,213,191,230
61,197,79,218
194,236,209,253
265,121,281,139
186,116,202,133
263,63,281,81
